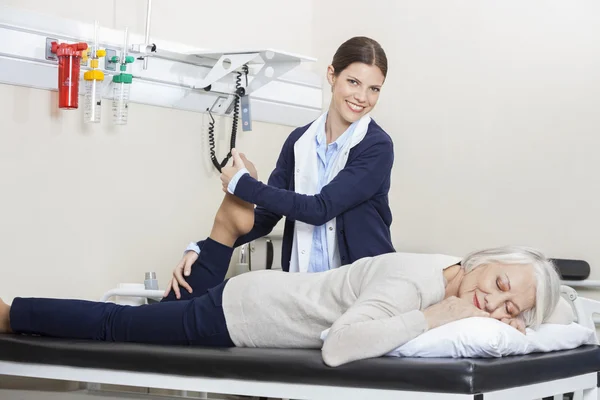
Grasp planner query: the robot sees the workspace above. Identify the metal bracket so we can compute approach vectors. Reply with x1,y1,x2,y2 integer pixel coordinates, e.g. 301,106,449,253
127,46,303,102
105,48,117,71
45,37,57,61
245,51,301,94
195,53,258,90
129,45,259,91
210,95,231,113
241,95,252,131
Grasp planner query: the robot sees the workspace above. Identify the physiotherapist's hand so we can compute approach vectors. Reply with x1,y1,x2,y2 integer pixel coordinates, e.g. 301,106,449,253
220,148,247,193
423,296,490,330
163,250,198,299
239,152,258,180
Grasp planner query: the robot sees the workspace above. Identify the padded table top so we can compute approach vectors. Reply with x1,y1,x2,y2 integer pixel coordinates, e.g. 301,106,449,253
0,334,599,394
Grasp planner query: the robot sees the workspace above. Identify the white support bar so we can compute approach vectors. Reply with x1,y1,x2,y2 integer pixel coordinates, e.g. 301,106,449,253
481,372,597,400
562,280,600,289
99,288,164,303
0,361,474,400
0,360,598,400
0,5,323,128
0,389,195,400
574,296,600,331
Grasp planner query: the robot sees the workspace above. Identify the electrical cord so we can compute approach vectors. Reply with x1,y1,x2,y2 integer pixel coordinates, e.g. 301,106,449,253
208,64,249,172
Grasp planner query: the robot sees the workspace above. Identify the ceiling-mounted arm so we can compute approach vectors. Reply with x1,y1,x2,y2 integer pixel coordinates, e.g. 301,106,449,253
130,1,305,95
128,45,259,91
244,50,301,95
192,53,258,90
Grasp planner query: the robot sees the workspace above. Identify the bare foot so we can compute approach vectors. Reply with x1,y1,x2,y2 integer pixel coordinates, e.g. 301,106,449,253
239,153,258,181
0,298,12,334
214,194,255,238
211,152,258,245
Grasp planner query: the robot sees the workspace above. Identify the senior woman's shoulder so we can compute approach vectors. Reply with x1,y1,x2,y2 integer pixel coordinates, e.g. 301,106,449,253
369,251,463,275
349,252,459,308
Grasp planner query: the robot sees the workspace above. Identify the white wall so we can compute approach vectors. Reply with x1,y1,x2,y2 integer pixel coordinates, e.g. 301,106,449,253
312,1,600,289
2,0,600,320
0,1,599,395
0,0,315,302
0,84,294,301
1,0,314,56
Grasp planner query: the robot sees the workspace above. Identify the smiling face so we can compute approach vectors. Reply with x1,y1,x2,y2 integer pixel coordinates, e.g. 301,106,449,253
458,263,537,321
326,62,385,125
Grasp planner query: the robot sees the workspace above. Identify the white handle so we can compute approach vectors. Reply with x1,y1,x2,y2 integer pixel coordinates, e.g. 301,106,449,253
100,288,164,303
561,280,600,289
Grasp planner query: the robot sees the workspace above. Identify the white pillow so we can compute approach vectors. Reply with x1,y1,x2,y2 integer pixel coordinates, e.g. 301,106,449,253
321,318,598,358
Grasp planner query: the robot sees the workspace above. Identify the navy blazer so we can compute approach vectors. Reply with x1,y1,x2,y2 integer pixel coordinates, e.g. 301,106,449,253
198,118,396,271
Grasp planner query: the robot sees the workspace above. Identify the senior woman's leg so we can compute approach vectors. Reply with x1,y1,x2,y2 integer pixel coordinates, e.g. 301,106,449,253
161,193,255,302
0,192,255,345
162,158,258,303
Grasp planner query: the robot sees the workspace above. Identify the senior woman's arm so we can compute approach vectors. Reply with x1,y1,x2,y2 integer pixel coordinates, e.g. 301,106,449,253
321,280,427,367
321,280,490,367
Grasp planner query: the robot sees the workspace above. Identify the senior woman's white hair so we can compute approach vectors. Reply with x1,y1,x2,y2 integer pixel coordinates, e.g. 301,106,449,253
460,246,561,329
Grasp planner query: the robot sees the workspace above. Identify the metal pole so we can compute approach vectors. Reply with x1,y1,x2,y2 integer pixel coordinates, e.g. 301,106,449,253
143,0,152,69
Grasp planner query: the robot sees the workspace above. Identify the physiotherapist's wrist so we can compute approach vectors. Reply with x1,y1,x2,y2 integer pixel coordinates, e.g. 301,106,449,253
227,168,250,195
232,171,259,203
184,241,200,255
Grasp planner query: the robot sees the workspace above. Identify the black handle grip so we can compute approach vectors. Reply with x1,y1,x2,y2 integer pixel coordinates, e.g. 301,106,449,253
266,239,274,270
551,259,591,281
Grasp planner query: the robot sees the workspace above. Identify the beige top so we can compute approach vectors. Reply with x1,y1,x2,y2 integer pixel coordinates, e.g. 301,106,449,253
222,252,462,367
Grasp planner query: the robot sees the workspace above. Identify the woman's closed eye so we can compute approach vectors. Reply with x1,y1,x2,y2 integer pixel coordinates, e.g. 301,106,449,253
496,277,515,315
496,277,509,291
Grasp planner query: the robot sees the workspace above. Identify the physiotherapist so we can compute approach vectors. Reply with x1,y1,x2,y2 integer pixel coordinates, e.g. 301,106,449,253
165,36,396,299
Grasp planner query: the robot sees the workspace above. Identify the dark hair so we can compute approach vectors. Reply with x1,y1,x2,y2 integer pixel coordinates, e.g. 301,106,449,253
331,36,388,78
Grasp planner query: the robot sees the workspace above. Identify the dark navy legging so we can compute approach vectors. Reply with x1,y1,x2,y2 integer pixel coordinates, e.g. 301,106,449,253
10,238,235,347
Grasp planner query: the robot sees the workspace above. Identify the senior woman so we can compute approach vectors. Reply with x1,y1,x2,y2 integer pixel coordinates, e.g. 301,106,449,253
1,181,561,367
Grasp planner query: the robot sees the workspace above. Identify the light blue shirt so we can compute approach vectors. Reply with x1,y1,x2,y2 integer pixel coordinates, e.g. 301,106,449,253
227,168,250,194
210,122,355,274
308,120,355,272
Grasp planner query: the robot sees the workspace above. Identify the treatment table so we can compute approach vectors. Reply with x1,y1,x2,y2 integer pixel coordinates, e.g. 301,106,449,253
0,259,599,399
0,334,598,400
